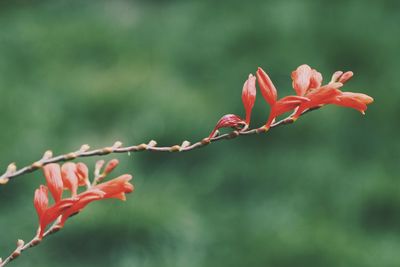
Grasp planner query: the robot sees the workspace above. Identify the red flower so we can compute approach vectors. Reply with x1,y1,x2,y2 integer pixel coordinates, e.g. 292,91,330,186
34,162,134,238
257,67,309,128
330,92,373,114
256,67,277,105
242,74,256,124
209,114,246,138
43,164,64,203
291,64,322,96
290,65,374,119
61,163,79,196
33,185,49,221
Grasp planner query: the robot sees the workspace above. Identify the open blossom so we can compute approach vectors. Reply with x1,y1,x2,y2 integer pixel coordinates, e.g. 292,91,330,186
291,65,374,119
34,161,134,238
256,67,309,128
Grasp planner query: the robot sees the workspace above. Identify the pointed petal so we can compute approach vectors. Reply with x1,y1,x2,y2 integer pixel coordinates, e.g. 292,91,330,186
76,162,89,187
34,185,49,220
341,92,374,104
256,67,277,105
242,74,257,124
43,164,64,203
61,163,79,196
309,69,323,89
291,64,313,96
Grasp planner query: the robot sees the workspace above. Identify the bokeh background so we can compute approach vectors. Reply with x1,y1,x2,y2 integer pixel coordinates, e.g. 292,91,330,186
0,0,398,266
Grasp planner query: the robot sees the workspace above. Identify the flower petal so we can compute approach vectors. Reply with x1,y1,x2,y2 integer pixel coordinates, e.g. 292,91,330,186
94,174,134,199
331,92,373,114
76,162,90,187
291,64,313,96
256,67,277,106
34,185,49,220
43,164,64,203
242,74,256,124
61,163,79,196
293,84,343,119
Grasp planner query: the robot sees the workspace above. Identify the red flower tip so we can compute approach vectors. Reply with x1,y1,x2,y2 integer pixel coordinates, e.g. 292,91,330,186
76,162,90,187
61,163,79,196
242,74,256,125
338,71,354,84
94,174,134,200
209,114,246,138
256,67,277,106
43,163,64,203
103,159,119,175
34,185,49,220
291,64,323,96
332,92,374,114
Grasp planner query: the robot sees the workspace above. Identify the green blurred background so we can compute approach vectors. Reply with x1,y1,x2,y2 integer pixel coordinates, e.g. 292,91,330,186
0,0,398,266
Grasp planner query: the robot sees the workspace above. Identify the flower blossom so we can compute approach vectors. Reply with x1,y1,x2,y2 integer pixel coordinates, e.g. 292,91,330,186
34,160,134,238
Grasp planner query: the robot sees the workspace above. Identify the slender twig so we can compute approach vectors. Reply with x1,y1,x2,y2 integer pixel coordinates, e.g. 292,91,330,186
0,223,61,267
0,113,303,186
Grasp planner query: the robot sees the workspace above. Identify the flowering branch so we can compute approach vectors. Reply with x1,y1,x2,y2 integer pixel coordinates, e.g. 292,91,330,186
0,64,373,266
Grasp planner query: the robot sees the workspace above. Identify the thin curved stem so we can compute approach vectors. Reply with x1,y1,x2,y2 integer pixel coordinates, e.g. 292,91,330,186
0,113,305,186
0,223,61,267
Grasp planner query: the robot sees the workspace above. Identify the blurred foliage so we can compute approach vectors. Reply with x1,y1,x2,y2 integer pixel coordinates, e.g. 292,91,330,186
0,0,398,266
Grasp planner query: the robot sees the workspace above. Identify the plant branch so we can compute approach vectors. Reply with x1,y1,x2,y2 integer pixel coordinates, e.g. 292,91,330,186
0,223,61,267
0,111,307,186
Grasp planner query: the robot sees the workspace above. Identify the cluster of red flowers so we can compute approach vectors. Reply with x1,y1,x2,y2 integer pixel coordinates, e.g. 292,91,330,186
210,64,373,137
33,160,133,239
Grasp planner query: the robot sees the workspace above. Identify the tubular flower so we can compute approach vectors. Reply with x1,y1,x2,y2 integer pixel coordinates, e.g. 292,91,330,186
94,174,134,201
209,114,246,138
290,65,374,119
34,185,49,221
33,161,134,239
257,67,309,128
256,67,277,105
43,164,64,203
242,74,257,125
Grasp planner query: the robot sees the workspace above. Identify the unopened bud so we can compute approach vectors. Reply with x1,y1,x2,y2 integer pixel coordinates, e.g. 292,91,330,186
104,159,119,174
339,71,354,84
80,144,90,152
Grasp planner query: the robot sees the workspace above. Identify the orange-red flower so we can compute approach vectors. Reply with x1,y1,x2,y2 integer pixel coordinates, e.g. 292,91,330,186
43,164,64,203
242,74,256,124
34,161,134,238
256,67,277,106
256,67,309,128
291,65,373,119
